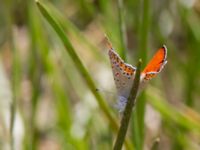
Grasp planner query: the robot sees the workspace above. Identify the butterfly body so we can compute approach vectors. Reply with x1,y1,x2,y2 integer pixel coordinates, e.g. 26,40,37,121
106,38,167,112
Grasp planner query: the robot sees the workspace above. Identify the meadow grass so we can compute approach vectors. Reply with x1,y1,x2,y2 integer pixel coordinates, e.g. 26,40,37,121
0,0,200,150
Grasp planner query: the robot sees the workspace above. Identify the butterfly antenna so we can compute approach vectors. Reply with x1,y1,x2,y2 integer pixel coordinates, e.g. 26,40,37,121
104,34,113,50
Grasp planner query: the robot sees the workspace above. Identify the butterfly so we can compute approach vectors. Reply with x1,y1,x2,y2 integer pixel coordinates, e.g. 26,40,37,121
106,38,167,112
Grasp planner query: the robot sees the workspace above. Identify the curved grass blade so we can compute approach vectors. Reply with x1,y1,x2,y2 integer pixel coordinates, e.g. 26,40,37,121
35,1,133,149
46,2,106,62
146,87,200,134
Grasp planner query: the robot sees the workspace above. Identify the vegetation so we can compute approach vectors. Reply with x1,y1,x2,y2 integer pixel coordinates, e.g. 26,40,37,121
0,0,200,149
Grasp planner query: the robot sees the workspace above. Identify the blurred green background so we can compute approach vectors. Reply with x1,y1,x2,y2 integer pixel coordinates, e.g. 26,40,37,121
0,0,200,150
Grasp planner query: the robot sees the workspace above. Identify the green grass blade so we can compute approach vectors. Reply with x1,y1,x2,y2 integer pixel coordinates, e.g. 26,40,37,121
117,0,127,60
146,87,200,133
35,0,116,131
46,2,105,62
35,1,133,149
5,1,21,149
113,59,141,150
132,0,150,149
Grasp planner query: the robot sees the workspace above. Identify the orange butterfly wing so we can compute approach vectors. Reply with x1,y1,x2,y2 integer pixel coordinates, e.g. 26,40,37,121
141,46,167,81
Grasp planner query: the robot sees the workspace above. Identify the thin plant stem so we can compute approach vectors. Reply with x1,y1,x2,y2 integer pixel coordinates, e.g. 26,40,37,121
9,24,16,150
113,59,142,150
134,0,150,149
139,0,150,64
117,0,127,60
5,1,17,149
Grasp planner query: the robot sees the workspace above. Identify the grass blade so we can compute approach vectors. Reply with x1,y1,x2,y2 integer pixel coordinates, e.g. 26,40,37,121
133,0,150,149
35,0,116,131
35,1,133,149
146,87,200,133
117,0,127,60
113,59,142,150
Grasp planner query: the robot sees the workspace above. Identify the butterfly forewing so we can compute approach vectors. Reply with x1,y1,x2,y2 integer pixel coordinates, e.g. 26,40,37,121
108,47,136,99
141,45,167,81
